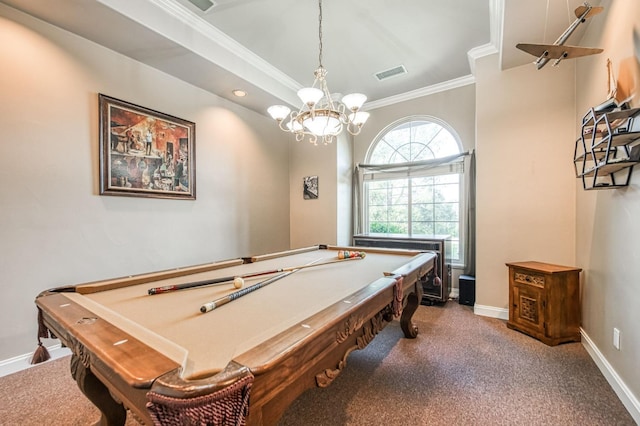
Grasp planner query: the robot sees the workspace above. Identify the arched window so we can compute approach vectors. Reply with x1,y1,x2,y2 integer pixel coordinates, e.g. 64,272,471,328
361,117,465,263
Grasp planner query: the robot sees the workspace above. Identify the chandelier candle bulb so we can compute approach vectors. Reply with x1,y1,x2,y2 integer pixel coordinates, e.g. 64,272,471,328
349,111,370,126
267,105,291,121
298,88,324,106
342,93,367,111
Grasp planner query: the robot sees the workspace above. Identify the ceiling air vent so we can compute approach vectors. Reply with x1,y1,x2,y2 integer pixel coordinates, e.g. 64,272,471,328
188,0,216,13
374,65,407,81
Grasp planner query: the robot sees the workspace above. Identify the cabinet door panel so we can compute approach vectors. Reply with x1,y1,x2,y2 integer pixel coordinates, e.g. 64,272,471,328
511,284,544,335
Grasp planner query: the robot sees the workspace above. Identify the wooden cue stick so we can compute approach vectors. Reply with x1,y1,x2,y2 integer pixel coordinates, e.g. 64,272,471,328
199,257,324,313
147,252,365,295
200,270,294,313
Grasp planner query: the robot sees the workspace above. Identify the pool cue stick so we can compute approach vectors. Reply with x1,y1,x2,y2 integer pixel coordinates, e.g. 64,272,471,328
199,256,329,313
200,269,295,313
148,270,265,295
147,251,366,295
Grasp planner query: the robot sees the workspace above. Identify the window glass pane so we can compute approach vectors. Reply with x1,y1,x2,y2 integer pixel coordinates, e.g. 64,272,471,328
435,221,458,237
411,203,434,221
410,143,433,161
367,180,389,190
369,140,395,164
386,126,411,145
434,184,459,203
434,202,459,222
369,222,389,233
430,133,459,158
450,240,460,262
387,222,408,234
389,205,408,222
412,222,434,235
412,183,433,204
369,206,388,222
389,143,412,163
368,189,387,206
433,203,458,223
411,176,433,186
390,185,408,204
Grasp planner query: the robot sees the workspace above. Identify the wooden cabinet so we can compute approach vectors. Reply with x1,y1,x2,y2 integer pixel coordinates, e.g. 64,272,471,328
506,261,581,346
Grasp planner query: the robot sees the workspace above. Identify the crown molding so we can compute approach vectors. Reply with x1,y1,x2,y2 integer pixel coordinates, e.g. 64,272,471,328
96,0,301,104
364,75,476,111
148,0,302,90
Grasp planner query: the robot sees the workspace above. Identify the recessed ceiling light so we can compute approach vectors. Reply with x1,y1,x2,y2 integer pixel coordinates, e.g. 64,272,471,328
232,89,247,97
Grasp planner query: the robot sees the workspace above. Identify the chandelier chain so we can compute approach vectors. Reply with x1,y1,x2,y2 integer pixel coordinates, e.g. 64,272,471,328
318,0,323,68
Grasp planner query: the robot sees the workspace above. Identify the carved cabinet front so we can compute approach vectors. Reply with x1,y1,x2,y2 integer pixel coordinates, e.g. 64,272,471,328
506,261,581,346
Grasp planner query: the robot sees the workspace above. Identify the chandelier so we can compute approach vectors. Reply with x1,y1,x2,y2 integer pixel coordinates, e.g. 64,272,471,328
267,0,369,145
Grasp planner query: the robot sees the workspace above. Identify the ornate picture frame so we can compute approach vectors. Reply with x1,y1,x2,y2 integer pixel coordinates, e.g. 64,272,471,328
99,94,196,199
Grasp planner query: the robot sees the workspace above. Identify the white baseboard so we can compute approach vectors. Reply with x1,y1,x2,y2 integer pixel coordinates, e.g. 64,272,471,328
580,329,640,424
473,303,509,320
0,344,71,378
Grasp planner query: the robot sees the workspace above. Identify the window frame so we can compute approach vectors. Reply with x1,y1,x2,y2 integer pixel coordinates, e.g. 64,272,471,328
361,116,466,266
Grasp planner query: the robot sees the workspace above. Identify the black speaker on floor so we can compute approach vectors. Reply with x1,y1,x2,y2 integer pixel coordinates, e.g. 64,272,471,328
459,275,475,306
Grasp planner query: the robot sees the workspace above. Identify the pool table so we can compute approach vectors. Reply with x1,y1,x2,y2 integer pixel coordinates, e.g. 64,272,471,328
35,245,435,425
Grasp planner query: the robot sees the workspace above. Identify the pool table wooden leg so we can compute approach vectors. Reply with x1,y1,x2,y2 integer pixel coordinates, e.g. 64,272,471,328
70,355,127,426
400,278,424,338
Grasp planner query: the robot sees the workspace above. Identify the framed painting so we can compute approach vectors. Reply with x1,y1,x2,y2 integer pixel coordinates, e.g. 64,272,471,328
99,94,196,199
303,175,318,199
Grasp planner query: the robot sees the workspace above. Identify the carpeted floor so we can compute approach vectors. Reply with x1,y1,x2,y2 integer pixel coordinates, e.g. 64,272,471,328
0,302,635,425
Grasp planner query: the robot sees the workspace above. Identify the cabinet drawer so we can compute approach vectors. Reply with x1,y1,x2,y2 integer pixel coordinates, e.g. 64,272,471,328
513,270,545,288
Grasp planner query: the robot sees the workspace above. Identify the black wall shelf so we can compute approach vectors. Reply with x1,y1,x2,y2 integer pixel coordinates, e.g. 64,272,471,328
574,107,640,190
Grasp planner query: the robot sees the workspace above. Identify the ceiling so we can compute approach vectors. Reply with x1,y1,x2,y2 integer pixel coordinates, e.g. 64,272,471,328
1,0,601,115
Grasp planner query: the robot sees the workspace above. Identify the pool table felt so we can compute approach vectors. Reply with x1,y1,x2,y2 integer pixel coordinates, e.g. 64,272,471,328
61,248,419,379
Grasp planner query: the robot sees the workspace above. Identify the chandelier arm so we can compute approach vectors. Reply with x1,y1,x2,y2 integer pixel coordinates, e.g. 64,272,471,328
309,133,318,145
276,118,290,133
345,122,364,136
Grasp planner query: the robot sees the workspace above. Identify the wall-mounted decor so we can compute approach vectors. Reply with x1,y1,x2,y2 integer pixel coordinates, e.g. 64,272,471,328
303,175,318,199
99,94,196,199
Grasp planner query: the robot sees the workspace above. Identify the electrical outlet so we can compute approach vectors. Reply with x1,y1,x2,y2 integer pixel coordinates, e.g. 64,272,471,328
613,328,621,350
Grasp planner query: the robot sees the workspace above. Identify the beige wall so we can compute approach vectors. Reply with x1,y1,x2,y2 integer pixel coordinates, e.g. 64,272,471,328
475,52,577,315
575,0,640,406
0,5,290,359
289,132,352,248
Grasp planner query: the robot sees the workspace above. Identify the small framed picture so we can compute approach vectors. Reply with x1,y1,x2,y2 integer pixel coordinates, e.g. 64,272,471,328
99,94,196,199
303,176,319,199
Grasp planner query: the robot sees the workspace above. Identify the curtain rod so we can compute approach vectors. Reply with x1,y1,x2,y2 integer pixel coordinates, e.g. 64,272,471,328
357,150,472,172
